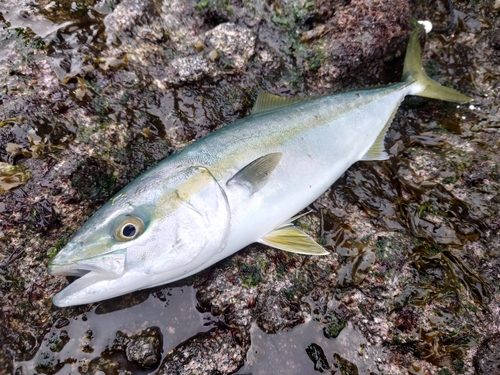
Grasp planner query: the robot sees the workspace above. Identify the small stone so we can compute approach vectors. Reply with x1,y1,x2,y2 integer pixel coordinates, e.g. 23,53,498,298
194,40,206,51
208,50,219,61
300,25,326,43
75,88,86,100
140,128,153,138
417,20,433,34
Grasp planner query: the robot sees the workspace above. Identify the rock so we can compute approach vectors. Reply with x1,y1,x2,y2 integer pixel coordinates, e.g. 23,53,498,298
125,327,163,368
169,55,212,83
156,327,249,374
474,332,500,375
205,23,256,70
306,343,330,372
104,0,160,42
332,353,359,375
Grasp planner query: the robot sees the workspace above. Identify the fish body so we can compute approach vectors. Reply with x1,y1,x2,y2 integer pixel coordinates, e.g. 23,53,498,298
48,29,472,307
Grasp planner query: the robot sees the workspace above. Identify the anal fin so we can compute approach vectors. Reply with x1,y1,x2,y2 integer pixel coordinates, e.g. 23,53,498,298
259,224,329,255
361,103,400,161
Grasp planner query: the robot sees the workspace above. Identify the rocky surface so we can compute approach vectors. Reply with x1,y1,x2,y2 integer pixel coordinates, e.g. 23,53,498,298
1,0,499,374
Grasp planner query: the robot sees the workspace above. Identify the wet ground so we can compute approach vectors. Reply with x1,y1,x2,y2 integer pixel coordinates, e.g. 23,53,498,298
1,0,499,374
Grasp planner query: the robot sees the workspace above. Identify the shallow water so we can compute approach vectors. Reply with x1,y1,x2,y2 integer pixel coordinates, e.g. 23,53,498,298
15,286,214,374
15,285,383,374
237,321,385,374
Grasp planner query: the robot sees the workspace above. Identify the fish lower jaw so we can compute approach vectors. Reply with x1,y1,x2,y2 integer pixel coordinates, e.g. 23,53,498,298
52,270,126,307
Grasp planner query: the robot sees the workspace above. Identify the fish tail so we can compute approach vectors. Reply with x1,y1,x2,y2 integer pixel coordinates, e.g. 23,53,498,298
403,28,473,103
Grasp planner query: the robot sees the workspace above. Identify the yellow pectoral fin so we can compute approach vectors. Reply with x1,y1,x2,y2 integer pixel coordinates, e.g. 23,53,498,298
259,225,329,255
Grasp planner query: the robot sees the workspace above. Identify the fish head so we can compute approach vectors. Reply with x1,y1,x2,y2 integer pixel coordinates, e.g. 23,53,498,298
48,164,231,306
47,202,151,278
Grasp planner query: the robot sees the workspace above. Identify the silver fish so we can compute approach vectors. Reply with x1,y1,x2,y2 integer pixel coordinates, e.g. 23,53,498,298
48,29,472,307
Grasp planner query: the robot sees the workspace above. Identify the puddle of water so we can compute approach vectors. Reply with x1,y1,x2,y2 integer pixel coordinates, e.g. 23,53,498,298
237,320,384,374
14,282,386,375
1,4,73,39
15,286,214,374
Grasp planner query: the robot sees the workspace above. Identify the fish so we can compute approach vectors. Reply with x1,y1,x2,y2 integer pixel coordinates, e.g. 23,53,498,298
48,28,472,307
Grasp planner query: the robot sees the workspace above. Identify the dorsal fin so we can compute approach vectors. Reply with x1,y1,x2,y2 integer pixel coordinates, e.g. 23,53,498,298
251,91,309,115
227,153,282,193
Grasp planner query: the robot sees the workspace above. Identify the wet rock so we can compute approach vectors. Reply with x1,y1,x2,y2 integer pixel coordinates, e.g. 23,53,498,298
474,332,500,375
255,289,309,334
104,0,162,42
205,23,256,70
70,157,117,203
323,313,346,339
306,343,330,372
84,357,120,375
125,327,162,368
169,55,213,83
156,327,249,375
103,327,163,369
332,353,359,375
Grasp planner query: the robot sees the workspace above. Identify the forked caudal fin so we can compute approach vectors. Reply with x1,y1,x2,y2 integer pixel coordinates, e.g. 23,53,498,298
403,27,473,103
359,27,474,162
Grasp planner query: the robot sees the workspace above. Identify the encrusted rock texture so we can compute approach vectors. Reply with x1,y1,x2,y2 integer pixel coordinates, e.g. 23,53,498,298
1,0,499,374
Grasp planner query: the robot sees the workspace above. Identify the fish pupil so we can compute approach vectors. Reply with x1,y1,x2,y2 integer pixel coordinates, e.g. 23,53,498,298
122,224,136,237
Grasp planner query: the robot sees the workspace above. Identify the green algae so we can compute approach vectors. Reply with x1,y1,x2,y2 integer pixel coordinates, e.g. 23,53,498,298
323,314,346,339
239,263,264,288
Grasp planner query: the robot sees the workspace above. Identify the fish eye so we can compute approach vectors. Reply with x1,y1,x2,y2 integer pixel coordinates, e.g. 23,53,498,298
114,216,144,242
122,224,136,237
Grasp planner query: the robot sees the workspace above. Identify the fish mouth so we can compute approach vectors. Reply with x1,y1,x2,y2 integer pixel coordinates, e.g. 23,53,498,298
48,249,127,277
51,269,153,307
